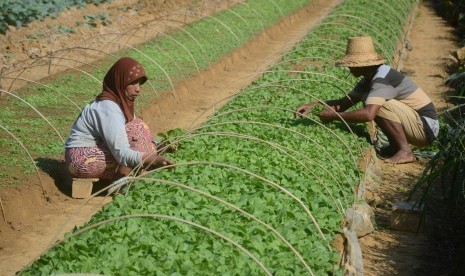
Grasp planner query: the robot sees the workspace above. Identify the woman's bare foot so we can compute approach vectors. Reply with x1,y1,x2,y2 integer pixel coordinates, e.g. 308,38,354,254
384,149,416,164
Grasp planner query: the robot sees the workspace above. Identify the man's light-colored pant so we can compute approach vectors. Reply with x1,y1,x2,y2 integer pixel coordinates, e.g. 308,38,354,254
376,99,428,147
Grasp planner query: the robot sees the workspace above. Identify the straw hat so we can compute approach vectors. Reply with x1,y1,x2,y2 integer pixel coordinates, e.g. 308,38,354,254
336,36,385,67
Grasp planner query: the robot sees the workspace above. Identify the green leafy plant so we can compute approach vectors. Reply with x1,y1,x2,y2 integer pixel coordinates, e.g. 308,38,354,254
0,0,114,34
77,12,111,28
311,104,325,117
26,30,47,39
156,128,186,153
432,0,465,35
53,25,76,34
409,105,465,210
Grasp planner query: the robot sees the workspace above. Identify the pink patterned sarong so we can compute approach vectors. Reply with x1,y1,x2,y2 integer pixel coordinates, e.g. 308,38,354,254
65,118,156,179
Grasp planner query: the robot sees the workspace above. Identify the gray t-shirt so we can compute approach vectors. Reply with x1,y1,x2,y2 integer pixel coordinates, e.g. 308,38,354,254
350,64,439,142
350,65,436,118
65,100,142,167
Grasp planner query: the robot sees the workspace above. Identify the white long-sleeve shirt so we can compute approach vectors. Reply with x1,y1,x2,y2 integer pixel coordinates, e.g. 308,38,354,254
65,100,142,167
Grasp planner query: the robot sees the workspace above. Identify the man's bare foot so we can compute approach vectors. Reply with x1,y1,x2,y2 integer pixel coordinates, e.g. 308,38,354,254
384,149,416,164
377,145,396,159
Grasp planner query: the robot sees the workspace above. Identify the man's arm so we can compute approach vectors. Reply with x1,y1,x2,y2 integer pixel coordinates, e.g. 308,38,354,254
319,104,381,123
294,94,360,118
325,94,360,112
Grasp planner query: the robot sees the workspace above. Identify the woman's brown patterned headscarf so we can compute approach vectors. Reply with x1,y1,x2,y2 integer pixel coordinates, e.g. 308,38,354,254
96,57,148,123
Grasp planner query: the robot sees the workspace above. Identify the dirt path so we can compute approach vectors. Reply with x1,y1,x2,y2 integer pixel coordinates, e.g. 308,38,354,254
359,1,458,275
0,0,341,275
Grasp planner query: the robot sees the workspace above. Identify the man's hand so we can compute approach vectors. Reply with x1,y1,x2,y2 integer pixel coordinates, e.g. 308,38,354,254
294,102,320,118
318,107,337,124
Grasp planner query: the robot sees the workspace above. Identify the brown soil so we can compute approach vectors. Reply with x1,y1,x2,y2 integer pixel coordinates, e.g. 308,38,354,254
0,0,244,92
0,0,461,275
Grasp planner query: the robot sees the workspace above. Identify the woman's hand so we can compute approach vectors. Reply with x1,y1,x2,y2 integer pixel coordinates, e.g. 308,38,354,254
153,155,174,167
293,102,320,118
156,140,177,154
142,152,174,170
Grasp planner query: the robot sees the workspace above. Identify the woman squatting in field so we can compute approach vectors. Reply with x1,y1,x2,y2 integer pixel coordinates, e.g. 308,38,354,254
64,57,173,180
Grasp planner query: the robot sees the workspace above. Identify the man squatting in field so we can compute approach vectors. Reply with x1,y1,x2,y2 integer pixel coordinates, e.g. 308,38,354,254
65,57,173,180
294,36,439,164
